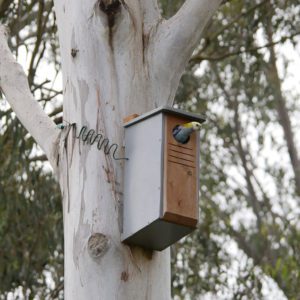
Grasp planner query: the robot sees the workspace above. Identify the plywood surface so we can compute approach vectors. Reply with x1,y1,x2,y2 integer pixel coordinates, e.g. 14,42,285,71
162,114,199,228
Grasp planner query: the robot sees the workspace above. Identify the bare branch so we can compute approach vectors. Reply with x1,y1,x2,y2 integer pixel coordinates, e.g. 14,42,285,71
161,0,222,52
191,0,269,60
9,1,53,37
190,31,300,64
28,1,47,85
30,154,47,162
31,79,51,92
0,25,60,169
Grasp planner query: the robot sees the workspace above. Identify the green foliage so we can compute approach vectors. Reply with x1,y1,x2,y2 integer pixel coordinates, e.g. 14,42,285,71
0,116,63,297
162,0,300,298
0,0,63,298
160,0,183,18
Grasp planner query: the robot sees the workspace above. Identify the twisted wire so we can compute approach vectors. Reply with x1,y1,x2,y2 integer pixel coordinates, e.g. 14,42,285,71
61,123,128,161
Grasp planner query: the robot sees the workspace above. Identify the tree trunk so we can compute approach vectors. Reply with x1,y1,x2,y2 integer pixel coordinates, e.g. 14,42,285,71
54,1,171,298
0,0,222,298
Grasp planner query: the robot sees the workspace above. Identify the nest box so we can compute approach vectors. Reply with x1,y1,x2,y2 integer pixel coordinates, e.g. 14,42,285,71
121,106,205,251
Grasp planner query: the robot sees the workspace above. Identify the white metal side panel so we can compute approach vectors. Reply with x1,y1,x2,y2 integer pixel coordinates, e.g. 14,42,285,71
122,113,163,240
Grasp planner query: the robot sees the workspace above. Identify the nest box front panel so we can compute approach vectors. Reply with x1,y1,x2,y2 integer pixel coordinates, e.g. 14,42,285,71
162,114,199,228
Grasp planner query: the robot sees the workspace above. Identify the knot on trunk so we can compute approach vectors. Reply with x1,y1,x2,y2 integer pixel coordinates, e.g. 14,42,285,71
121,271,129,282
99,0,121,15
87,233,110,260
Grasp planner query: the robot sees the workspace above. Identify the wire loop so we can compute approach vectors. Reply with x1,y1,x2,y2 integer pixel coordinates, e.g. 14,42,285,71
69,123,128,161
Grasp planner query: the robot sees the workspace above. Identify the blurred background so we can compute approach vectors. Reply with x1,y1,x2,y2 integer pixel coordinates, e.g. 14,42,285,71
0,0,299,299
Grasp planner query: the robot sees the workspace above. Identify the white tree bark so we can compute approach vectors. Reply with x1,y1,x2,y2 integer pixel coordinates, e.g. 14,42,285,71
154,0,223,104
0,0,222,298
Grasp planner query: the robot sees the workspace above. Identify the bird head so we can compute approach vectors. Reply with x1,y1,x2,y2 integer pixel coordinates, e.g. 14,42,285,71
182,121,202,131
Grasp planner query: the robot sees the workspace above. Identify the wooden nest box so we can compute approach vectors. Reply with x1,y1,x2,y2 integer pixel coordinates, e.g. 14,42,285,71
121,106,205,251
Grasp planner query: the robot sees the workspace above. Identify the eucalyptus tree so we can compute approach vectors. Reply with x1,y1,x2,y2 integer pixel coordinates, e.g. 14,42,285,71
0,0,223,298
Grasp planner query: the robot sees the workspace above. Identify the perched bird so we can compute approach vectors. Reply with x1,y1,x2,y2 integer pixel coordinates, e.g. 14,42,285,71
172,121,202,144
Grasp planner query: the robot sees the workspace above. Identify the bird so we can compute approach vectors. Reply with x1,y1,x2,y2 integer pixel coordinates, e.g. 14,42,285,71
172,121,202,144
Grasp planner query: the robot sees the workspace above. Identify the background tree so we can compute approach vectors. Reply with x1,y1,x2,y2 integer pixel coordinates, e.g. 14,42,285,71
168,0,300,298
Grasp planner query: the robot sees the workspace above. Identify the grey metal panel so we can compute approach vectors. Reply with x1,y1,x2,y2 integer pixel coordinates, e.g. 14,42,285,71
159,114,166,218
122,113,163,241
122,219,195,251
124,106,206,128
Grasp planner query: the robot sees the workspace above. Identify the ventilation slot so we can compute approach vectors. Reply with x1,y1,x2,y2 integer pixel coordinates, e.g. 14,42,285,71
167,143,196,168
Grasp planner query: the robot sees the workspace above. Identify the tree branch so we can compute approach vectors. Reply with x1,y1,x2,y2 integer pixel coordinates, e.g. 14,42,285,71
28,1,46,86
162,0,222,50
153,0,222,104
9,1,53,38
0,25,60,169
190,31,300,64
158,0,222,62
190,0,269,61
29,154,48,162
